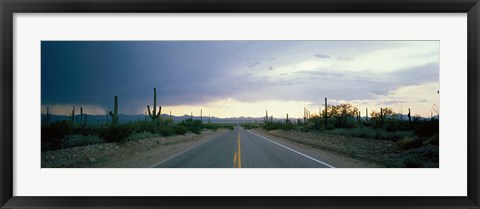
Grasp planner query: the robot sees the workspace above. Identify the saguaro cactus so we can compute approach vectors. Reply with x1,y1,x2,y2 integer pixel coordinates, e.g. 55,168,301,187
45,107,51,127
408,108,411,122
71,106,75,123
83,114,87,127
324,98,328,126
109,96,119,125
80,107,88,127
80,107,84,124
147,88,161,126
303,107,307,123
265,110,269,123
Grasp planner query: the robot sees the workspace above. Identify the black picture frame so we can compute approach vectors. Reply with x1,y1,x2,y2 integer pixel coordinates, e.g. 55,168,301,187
1,0,479,208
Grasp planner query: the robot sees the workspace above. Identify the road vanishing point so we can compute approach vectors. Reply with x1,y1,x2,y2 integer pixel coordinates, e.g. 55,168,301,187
153,127,334,168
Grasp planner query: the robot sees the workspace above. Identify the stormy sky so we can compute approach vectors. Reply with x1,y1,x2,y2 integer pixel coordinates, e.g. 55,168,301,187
41,41,439,118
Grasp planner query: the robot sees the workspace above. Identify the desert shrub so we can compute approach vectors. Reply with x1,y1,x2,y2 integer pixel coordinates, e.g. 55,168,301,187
282,122,295,130
378,130,414,141
73,126,98,136
41,120,73,151
128,131,160,141
304,122,316,132
220,124,235,130
332,127,376,138
133,121,156,133
242,123,260,129
331,115,357,129
174,124,189,135
331,127,413,142
263,122,284,130
397,136,424,149
98,125,134,143
203,123,219,130
63,134,104,148
159,126,175,137
383,119,409,132
179,119,203,134
423,133,439,146
262,121,299,131
413,119,439,137
402,155,424,168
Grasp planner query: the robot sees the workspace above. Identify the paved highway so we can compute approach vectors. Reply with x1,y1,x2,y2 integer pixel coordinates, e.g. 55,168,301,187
154,127,334,168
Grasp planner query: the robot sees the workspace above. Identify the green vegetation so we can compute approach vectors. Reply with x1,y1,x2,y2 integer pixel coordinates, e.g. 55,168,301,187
41,87,235,151
250,98,439,152
42,115,234,151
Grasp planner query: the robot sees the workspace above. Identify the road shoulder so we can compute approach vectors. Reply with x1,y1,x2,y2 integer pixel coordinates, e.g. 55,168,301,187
42,129,230,168
249,129,380,168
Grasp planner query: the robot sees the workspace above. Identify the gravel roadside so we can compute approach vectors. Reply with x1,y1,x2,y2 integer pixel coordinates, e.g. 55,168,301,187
251,128,438,168
41,129,229,168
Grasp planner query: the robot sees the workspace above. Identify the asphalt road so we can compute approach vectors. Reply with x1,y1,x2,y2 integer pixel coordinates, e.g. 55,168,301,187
154,126,334,168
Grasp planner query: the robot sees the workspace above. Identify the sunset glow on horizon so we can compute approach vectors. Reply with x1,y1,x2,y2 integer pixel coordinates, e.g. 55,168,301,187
42,41,439,118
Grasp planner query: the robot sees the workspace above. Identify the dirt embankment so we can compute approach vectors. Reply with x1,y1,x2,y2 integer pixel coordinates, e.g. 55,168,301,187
41,129,229,168
253,129,439,168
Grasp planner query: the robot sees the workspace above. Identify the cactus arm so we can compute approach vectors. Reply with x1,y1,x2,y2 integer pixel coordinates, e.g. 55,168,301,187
147,105,152,117
156,106,161,117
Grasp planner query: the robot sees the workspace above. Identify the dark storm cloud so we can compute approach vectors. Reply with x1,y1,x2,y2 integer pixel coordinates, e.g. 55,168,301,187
42,41,439,114
41,41,240,113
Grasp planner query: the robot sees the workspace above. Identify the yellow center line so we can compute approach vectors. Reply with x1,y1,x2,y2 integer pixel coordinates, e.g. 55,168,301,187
237,133,242,168
233,132,242,168
233,152,237,168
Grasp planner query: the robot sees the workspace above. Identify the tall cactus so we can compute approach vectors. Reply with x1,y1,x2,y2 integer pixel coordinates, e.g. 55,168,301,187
303,107,307,123
45,107,51,127
80,106,88,127
324,98,328,126
109,96,119,125
264,110,269,123
71,106,75,123
147,88,161,126
408,108,411,122
80,107,84,125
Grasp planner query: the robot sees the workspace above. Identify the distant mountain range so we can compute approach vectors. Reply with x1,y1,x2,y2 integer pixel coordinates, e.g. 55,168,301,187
41,113,438,126
40,114,272,125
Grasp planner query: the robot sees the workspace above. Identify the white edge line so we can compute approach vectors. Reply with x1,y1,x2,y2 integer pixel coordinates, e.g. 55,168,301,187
246,130,336,168
149,133,222,168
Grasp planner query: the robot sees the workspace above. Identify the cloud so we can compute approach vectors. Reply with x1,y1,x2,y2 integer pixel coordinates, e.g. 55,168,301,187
314,54,331,59
42,41,439,116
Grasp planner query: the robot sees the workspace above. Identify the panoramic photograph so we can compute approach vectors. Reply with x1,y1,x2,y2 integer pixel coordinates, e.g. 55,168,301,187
41,41,439,168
